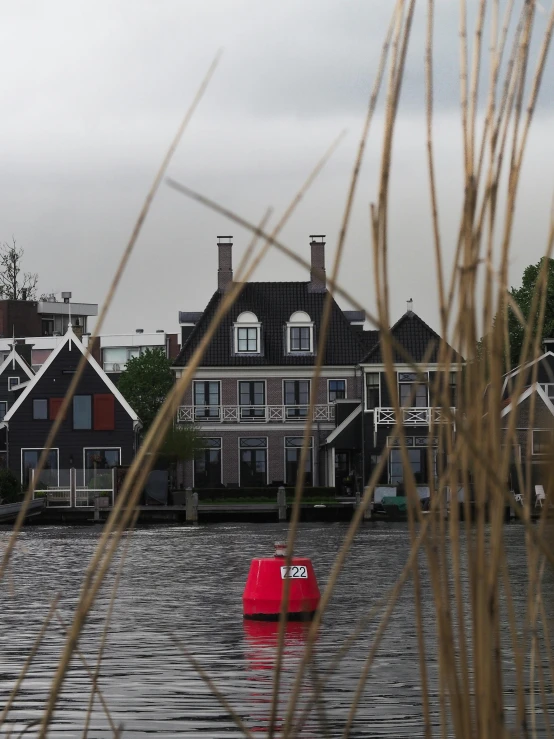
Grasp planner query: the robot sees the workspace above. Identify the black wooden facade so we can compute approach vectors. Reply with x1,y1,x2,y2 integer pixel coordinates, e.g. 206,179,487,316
1,334,140,487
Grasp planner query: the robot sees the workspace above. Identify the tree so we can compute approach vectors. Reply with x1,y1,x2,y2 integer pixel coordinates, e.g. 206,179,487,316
158,424,201,489
507,257,554,368
0,238,38,300
117,348,175,432
0,468,22,503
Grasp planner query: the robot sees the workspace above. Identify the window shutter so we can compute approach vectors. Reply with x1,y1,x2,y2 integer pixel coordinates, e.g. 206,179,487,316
49,397,65,421
94,394,115,430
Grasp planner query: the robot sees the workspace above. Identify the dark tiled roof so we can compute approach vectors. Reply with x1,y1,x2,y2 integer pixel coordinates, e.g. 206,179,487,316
357,329,379,353
174,282,368,367
179,311,203,324
343,310,365,323
362,311,461,364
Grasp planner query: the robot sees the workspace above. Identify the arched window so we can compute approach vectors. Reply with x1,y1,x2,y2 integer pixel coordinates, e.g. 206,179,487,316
234,312,261,354
286,311,314,354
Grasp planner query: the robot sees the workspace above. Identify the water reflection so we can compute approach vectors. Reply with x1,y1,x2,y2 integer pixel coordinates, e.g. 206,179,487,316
243,619,320,736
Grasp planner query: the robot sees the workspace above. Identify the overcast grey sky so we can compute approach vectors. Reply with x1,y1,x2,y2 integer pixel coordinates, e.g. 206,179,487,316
0,1,552,336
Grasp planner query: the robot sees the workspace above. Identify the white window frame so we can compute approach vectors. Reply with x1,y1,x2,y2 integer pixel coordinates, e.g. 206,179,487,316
283,436,313,486
283,378,311,420
8,377,19,391
238,436,269,486
21,447,60,487
103,346,147,373
328,379,347,403
193,380,222,420
237,379,267,422
532,429,553,455
193,437,223,488
0,400,7,420
82,447,122,486
286,311,314,355
365,371,381,411
398,371,429,408
233,312,261,355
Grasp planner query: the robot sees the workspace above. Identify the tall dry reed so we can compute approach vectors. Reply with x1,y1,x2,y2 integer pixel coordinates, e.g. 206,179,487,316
1,1,554,737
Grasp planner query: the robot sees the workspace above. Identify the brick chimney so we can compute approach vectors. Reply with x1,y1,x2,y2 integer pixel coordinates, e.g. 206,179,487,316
217,236,233,293
309,235,326,292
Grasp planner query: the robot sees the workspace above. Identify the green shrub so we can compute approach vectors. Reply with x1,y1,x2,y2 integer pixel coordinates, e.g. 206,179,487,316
0,468,22,504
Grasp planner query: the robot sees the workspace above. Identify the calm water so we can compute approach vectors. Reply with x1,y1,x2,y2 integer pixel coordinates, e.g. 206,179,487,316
0,522,552,737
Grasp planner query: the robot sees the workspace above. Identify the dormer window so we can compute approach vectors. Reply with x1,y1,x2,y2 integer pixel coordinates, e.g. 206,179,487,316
287,311,314,354
234,312,261,354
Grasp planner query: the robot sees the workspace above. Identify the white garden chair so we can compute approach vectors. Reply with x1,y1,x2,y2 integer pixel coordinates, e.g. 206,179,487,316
514,493,524,506
535,485,546,508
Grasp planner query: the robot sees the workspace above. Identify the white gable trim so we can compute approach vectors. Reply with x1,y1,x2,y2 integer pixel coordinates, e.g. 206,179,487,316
501,351,554,395
3,328,141,428
322,404,362,446
0,349,35,382
501,383,554,418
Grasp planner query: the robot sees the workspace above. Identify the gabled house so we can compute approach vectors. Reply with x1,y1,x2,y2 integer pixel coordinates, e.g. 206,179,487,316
174,236,368,489
174,236,461,494
500,349,554,492
321,302,461,492
0,326,141,490
0,344,35,424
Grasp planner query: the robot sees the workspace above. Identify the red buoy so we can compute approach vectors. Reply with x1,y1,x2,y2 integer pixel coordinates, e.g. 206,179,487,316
243,542,320,620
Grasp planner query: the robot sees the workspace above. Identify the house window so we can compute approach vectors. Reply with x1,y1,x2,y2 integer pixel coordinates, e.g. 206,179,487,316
390,448,426,485
33,399,48,420
194,438,222,488
31,349,52,371
533,430,553,455
239,381,266,420
84,448,121,486
285,437,313,486
398,372,428,407
41,316,55,336
328,380,346,403
233,312,261,354
284,380,310,419
103,347,128,373
22,448,59,488
0,401,7,421
73,395,92,429
366,373,380,410
239,437,267,487
8,377,19,391
193,381,221,419
286,312,314,354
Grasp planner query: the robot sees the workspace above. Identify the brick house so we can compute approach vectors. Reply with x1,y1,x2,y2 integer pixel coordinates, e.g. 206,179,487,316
174,237,460,493
173,236,369,489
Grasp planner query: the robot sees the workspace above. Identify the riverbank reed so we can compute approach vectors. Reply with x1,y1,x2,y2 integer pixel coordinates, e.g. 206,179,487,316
2,0,554,736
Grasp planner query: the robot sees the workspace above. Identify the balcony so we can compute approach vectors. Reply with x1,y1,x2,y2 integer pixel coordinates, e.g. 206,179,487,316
177,404,336,424
374,407,455,427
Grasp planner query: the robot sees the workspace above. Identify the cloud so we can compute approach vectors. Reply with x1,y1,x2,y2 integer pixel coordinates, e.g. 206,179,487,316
0,0,551,337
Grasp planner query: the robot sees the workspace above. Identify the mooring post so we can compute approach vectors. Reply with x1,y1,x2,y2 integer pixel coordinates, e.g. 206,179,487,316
192,491,198,525
277,486,286,521
186,487,198,524
70,467,76,509
94,496,100,522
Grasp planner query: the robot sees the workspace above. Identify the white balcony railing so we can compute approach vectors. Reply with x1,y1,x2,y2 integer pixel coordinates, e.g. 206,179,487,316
374,406,455,428
177,404,335,424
